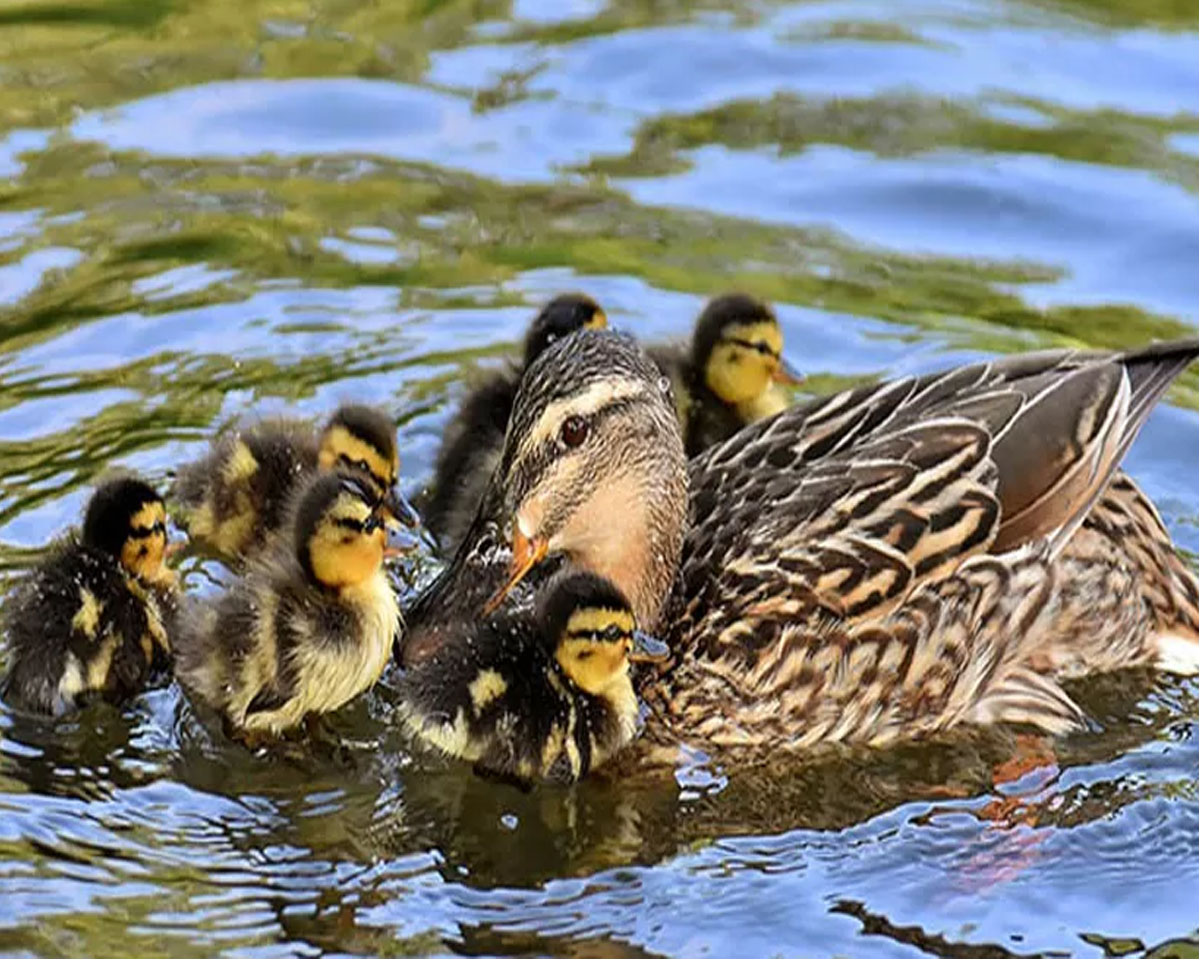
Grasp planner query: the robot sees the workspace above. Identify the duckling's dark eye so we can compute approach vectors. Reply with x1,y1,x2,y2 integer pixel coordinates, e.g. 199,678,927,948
356,458,370,473
603,625,621,642
363,515,382,533
560,415,588,448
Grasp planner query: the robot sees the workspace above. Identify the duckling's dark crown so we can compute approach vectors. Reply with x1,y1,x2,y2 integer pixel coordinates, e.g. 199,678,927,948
323,404,397,462
292,473,377,577
523,293,604,368
691,292,776,365
82,476,163,556
293,473,374,540
537,572,632,644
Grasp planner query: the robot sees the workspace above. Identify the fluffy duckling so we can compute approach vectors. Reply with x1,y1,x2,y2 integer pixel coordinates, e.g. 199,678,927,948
176,472,404,738
2,476,176,716
398,572,666,784
648,292,801,456
422,293,607,554
173,403,412,563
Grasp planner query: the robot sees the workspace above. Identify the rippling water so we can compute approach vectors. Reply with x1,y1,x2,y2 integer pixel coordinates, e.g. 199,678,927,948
0,0,1196,955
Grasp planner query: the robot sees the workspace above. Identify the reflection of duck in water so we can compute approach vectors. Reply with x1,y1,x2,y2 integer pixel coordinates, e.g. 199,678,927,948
172,403,414,564
397,572,667,784
177,473,408,742
1,476,177,716
421,293,607,555
406,330,1198,764
647,292,802,456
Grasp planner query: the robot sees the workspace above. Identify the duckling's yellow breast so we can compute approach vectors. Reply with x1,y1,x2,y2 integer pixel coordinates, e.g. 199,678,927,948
736,383,790,422
302,569,398,716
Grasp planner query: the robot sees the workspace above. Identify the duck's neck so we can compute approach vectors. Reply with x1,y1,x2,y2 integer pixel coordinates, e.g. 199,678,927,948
560,458,687,633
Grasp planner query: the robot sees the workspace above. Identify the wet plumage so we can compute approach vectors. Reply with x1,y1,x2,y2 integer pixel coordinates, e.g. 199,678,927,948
408,329,1199,762
397,572,661,784
176,473,402,738
1,476,176,716
172,403,405,564
422,293,607,554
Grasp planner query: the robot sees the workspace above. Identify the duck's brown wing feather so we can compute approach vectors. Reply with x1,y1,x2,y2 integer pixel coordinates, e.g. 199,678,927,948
676,338,1197,650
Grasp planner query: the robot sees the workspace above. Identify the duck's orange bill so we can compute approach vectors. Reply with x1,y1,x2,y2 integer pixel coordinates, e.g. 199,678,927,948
482,528,548,615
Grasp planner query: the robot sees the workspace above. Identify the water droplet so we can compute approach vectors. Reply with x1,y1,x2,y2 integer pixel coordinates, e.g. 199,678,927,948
499,813,518,830
657,377,670,394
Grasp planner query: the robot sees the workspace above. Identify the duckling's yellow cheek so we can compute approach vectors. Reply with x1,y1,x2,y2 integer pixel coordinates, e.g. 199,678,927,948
310,532,384,589
706,344,771,406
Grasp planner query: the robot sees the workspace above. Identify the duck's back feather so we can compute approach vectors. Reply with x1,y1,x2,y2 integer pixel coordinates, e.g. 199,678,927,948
651,339,1198,751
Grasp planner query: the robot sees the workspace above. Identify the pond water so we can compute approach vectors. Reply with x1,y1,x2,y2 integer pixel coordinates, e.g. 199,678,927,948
0,0,1197,955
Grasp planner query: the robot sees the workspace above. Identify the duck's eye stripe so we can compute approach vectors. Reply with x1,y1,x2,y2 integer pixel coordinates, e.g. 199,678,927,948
333,517,364,532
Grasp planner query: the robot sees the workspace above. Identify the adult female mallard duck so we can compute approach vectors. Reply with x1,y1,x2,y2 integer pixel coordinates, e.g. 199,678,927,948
422,293,607,554
177,472,407,739
647,292,802,456
403,330,1198,760
172,403,414,564
2,476,177,716
397,572,668,784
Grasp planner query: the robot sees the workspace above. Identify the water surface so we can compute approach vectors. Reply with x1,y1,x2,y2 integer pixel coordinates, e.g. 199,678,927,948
0,0,1197,955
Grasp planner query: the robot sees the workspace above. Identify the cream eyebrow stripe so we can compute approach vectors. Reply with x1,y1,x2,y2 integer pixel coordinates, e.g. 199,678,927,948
519,379,648,458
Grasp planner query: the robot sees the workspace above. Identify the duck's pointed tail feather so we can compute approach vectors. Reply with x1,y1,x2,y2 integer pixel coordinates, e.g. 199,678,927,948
990,337,1197,556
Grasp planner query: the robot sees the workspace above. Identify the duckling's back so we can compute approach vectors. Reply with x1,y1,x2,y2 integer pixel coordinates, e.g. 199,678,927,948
422,370,519,553
397,620,606,784
2,539,171,715
173,417,320,561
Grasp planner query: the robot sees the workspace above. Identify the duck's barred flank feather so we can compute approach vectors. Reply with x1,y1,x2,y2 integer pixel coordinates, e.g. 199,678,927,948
646,337,1198,755
643,547,1097,752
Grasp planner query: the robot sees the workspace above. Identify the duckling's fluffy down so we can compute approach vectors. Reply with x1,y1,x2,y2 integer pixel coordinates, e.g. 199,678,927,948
2,537,174,715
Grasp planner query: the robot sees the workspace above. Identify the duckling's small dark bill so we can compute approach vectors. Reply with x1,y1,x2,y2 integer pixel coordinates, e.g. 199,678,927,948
630,630,669,663
382,488,420,529
773,357,804,385
384,521,421,558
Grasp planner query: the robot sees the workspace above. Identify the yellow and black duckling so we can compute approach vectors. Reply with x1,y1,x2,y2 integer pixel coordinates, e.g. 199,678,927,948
405,330,1199,762
647,292,802,457
398,572,667,785
1,476,176,716
176,472,405,739
172,403,413,564
422,292,607,554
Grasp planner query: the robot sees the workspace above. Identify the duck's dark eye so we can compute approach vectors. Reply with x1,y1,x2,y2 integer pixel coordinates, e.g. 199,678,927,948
357,458,370,473
560,415,588,448
604,625,621,642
